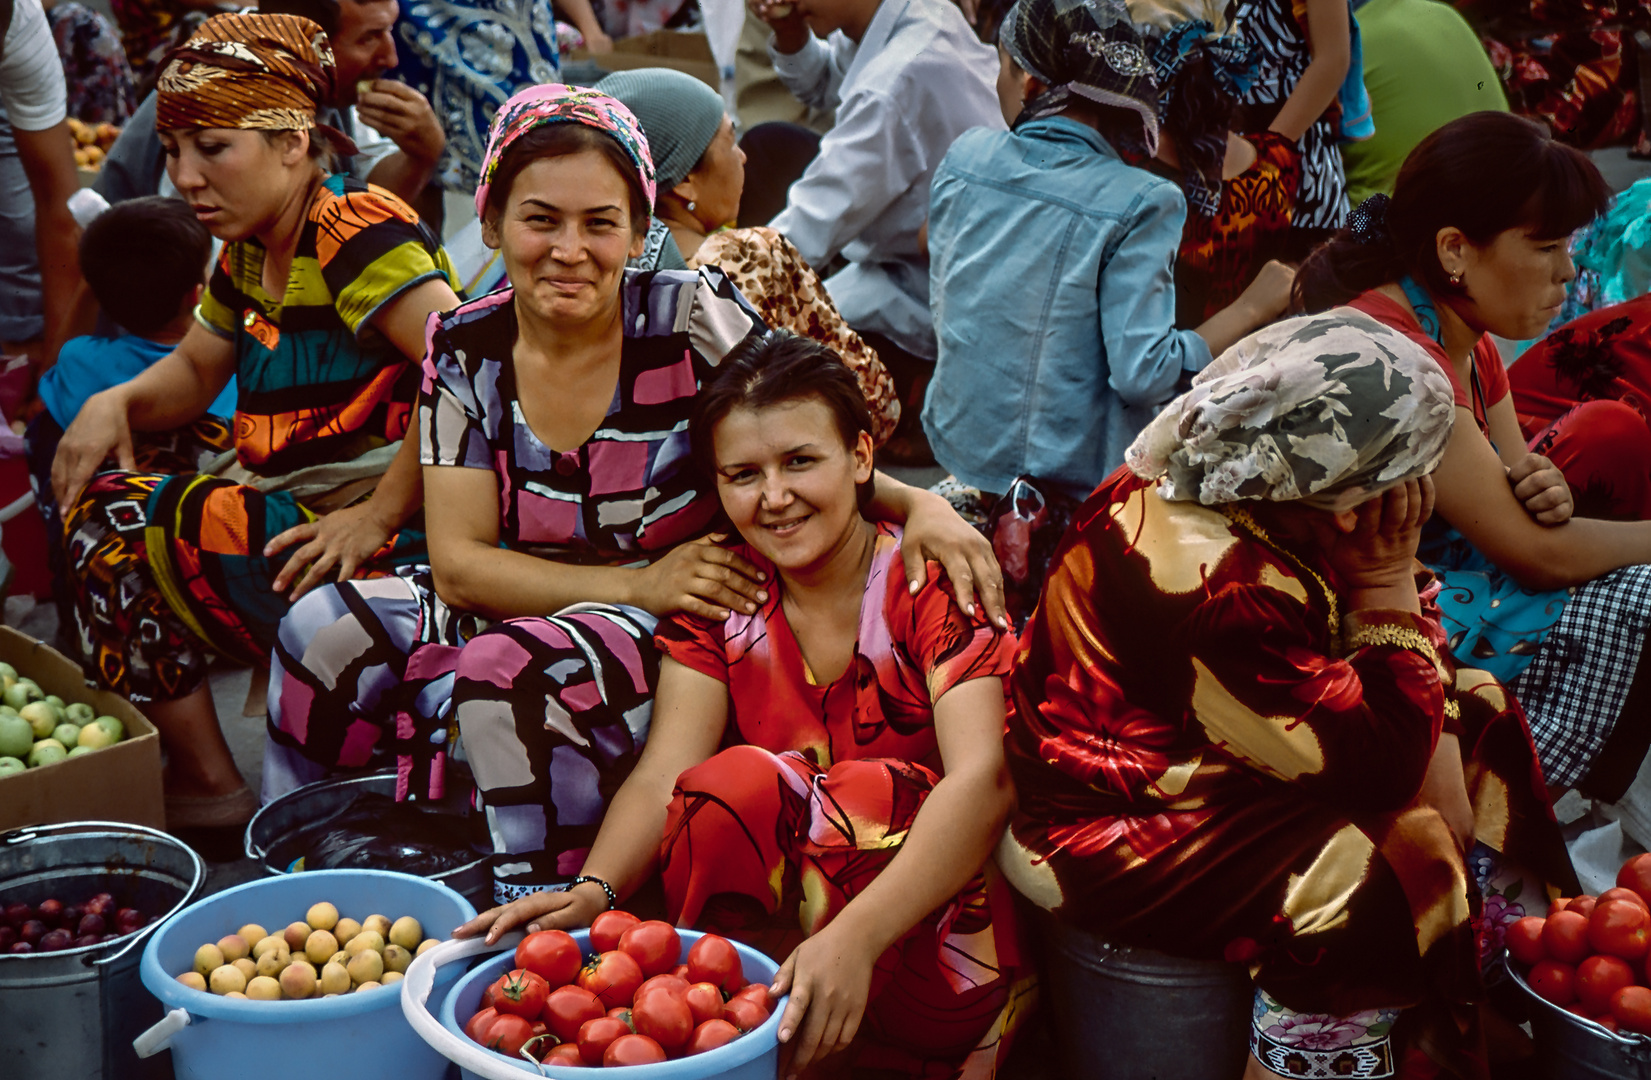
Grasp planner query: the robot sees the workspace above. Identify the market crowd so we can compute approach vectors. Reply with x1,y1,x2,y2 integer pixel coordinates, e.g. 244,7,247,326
4,0,1651,1072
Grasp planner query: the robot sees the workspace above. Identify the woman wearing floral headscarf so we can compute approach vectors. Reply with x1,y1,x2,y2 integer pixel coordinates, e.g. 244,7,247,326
50,12,462,826
999,309,1576,1079
261,84,1007,903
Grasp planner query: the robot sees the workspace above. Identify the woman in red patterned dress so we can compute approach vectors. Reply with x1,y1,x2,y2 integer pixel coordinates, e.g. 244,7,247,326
458,331,1030,1078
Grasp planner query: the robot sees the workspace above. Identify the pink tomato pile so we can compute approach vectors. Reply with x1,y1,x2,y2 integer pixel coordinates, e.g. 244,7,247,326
1508,854,1651,1034
464,909,776,1067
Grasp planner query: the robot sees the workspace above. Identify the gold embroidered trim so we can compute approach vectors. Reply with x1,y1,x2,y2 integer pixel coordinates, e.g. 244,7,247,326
1344,622,1438,661
1222,506,1340,641
1444,698,1461,722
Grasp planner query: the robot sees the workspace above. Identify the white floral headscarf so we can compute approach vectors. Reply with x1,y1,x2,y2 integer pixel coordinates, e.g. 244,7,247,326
1126,309,1456,511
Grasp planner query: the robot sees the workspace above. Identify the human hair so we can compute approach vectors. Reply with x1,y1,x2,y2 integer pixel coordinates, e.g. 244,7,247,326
481,123,652,235
79,196,212,338
690,330,876,511
1295,111,1610,312
259,127,339,172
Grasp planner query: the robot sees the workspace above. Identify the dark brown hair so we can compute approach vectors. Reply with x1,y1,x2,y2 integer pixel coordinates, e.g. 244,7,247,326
80,196,212,337
1295,112,1610,312
481,123,651,234
691,330,876,511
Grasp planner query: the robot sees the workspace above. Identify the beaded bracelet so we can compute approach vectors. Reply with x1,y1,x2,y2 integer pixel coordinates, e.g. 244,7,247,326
568,874,617,911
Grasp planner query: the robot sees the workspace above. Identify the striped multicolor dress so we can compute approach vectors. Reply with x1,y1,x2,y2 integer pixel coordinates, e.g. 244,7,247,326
263,267,765,901
62,174,454,703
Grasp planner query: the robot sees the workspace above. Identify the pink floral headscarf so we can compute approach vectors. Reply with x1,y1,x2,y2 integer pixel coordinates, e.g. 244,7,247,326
473,84,656,219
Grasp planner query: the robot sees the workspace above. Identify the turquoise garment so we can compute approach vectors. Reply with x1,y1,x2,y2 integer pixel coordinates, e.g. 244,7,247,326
1552,177,1651,329
39,334,237,429
1337,3,1373,143
1398,274,1572,681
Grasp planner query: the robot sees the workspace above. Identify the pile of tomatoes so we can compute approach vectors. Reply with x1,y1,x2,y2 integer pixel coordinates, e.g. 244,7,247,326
1508,853,1651,1035
464,909,777,1067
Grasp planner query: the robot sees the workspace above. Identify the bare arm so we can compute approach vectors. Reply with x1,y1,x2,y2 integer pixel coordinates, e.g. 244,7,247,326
558,0,613,52
1432,406,1651,589
454,657,730,941
15,120,84,366
1194,260,1296,356
1268,0,1350,143
770,676,1014,1072
867,472,1008,628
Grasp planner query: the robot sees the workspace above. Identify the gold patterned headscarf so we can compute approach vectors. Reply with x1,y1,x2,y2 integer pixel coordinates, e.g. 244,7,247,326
154,13,356,154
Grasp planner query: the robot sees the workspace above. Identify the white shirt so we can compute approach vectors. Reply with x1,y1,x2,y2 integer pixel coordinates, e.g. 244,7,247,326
0,0,67,131
767,0,1003,359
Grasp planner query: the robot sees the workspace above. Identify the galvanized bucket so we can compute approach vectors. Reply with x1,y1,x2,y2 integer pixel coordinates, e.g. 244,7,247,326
244,770,491,910
0,820,206,1080
1506,954,1651,1079
1038,911,1253,1080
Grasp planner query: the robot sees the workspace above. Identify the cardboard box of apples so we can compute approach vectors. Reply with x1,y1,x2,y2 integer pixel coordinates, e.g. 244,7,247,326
1507,853,1651,1034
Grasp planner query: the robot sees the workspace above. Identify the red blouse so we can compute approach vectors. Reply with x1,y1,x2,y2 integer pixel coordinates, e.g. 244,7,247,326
1347,289,1510,432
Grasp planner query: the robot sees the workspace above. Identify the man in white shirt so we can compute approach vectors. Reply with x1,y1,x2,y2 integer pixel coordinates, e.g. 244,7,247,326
0,0,82,366
753,0,1003,371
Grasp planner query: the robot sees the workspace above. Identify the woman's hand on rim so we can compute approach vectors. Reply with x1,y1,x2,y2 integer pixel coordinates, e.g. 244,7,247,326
452,885,607,945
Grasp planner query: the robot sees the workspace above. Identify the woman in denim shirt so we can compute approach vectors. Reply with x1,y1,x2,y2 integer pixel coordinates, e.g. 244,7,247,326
924,0,1293,504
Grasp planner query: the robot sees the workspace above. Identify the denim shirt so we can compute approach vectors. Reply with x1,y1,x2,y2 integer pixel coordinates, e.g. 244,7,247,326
923,117,1211,501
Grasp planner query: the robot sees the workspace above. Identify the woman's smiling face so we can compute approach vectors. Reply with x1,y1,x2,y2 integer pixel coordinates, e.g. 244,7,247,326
489,148,645,328
711,397,874,574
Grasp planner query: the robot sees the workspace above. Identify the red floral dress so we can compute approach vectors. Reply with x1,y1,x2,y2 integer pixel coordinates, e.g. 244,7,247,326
655,524,1034,1078
999,470,1574,1078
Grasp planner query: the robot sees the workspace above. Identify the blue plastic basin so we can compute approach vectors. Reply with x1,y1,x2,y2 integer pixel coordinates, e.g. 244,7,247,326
140,868,476,1080
439,928,783,1078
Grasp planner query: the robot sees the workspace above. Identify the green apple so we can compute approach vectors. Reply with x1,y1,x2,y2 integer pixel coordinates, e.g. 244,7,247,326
0,755,23,777
19,701,58,738
4,679,43,711
45,695,65,711
64,702,95,725
27,739,67,768
51,723,82,747
0,713,30,759
66,746,94,758
0,662,17,683
78,718,124,749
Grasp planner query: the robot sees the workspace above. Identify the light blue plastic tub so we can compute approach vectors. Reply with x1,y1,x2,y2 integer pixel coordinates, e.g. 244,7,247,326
439,928,783,1079
137,868,476,1080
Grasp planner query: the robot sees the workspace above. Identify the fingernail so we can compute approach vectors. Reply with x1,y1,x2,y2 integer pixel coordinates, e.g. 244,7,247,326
758,571,767,581
779,1029,791,1042
909,581,920,594
757,590,768,602
966,602,976,616
745,602,756,613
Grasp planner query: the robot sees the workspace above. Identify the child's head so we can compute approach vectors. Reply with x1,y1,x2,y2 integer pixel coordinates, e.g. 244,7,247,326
79,196,213,339
691,331,876,572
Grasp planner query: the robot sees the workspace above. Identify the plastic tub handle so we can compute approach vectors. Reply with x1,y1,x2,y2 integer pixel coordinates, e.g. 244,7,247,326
133,1007,192,1058
401,931,542,1080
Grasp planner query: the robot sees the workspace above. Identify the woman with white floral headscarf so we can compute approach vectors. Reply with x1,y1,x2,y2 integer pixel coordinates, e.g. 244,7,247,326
999,308,1576,1080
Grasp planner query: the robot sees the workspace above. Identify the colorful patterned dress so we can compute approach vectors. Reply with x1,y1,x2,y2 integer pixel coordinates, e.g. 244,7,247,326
998,469,1574,1078
62,175,453,703
263,267,765,898
656,524,1033,1078
1173,130,1301,325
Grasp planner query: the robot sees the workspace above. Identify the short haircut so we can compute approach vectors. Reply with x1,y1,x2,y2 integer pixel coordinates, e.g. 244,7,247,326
481,122,652,236
79,197,213,338
690,330,876,511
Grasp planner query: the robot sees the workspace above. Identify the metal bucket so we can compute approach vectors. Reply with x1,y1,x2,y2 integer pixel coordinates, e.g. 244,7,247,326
0,820,206,1080
1507,955,1651,1078
1038,911,1252,1080
244,770,492,911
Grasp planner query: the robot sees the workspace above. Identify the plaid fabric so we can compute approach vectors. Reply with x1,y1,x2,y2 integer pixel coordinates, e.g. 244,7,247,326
1510,564,1651,788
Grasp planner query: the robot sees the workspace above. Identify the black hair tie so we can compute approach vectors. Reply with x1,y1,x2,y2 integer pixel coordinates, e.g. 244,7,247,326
1349,193,1392,245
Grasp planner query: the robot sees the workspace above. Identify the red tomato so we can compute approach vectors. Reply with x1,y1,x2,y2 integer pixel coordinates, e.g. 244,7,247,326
636,974,690,1002
604,1033,668,1066
633,985,694,1052
1591,900,1651,961
576,1015,635,1066
1552,897,1572,914
685,1018,741,1055
1543,910,1593,964
493,968,551,1019
543,984,606,1043
1616,985,1651,1034
1598,1014,1623,1034
1600,887,1650,912
1572,896,1599,920
673,963,691,980
590,910,642,953
724,995,770,1032
1619,854,1651,906
685,982,725,1026
607,1006,633,1024
619,920,682,979
1578,954,1638,1014
687,934,745,993
482,1013,538,1057
578,949,644,1010
730,983,778,1012
542,1042,586,1067
1529,960,1577,1007
1506,917,1547,966
480,979,502,1011
465,1006,500,1045
516,929,583,988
